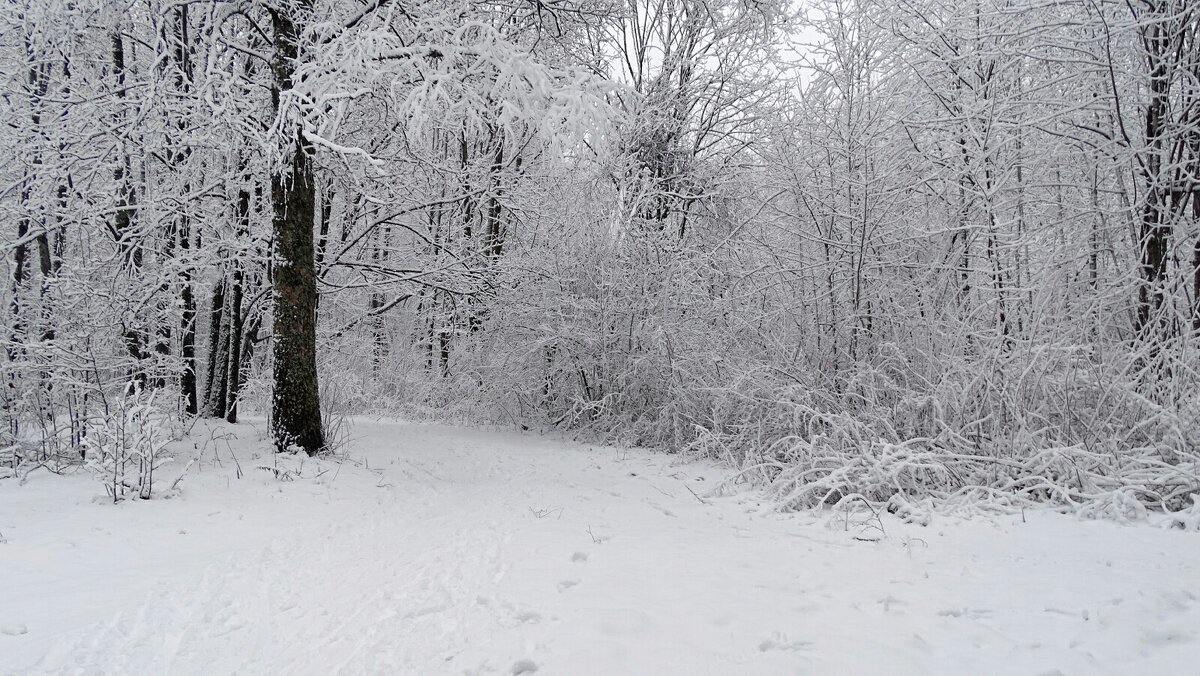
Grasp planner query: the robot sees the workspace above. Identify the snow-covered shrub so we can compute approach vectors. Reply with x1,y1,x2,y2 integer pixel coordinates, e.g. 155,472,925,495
1159,494,1200,532
0,443,15,480
319,374,354,454
83,388,172,502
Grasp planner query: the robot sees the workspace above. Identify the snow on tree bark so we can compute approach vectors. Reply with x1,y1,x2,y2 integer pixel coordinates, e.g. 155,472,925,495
268,1,324,454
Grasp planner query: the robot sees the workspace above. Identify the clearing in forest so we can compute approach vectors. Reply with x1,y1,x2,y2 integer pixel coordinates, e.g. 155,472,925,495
2,419,1198,675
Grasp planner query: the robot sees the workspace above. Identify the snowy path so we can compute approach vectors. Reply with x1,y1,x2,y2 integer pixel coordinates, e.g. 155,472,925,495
2,419,1199,675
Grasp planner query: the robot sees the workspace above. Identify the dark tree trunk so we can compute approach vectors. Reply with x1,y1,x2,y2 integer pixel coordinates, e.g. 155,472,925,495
240,308,263,390
110,30,147,387
438,325,451,377
8,31,51,420
225,189,249,423
152,255,174,390
205,277,229,416
181,256,198,414
1192,193,1199,333
160,4,197,402
202,198,250,423
269,3,324,454
1134,7,1173,346
1185,3,1200,335
315,185,333,269
8,214,30,379
10,165,32,346
179,188,198,413
485,144,505,261
34,232,52,339
224,275,244,423
17,37,52,354
368,226,388,370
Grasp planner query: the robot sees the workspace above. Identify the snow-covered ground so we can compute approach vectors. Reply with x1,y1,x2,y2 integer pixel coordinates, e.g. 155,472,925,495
2,419,1198,675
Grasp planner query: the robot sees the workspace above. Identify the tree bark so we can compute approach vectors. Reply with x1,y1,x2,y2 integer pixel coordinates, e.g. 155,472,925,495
269,3,324,453
225,188,249,423
1192,193,1199,333
171,4,198,412
1134,6,1173,347
181,259,198,413
109,30,148,388
204,277,229,416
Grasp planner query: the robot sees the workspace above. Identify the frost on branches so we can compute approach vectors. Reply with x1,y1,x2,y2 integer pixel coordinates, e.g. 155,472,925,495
82,388,173,502
0,0,1198,521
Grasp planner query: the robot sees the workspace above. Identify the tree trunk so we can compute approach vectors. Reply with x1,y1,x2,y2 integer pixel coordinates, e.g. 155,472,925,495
10,195,31,362
225,188,249,423
169,4,197,411
1134,7,1173,347
181,257,198,414
224,273,244,424
110,30,147,388
368,226,388,370
9,29,51,367
269,4,324,454
204,277,229,416
1192,193,1199,333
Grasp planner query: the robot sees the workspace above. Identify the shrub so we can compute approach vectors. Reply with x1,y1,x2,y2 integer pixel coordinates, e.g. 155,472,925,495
83,388,171,502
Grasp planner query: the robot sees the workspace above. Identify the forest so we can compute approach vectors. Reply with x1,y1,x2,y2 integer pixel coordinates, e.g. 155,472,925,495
2,0,1199,516
3,1,1200,673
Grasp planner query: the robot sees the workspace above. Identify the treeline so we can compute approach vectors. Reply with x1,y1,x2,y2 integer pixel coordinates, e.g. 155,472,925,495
2,0,1197,516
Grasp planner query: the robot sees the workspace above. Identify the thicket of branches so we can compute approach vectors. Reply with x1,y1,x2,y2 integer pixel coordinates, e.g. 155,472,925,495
2,0,1197,517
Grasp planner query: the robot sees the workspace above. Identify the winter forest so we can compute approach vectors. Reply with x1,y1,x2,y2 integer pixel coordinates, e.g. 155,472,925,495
2,0,1200,673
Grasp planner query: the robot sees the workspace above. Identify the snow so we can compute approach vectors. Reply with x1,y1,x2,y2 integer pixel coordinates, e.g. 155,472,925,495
2,419,1199,675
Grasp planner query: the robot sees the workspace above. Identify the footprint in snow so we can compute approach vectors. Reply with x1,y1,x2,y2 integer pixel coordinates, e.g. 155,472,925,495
0,622,28,636
557,579,580,592
515,610,541,624
571,551,588,563
758,632,811,652
1142,627,1196,646
939,607,992,619
512,658,538,674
